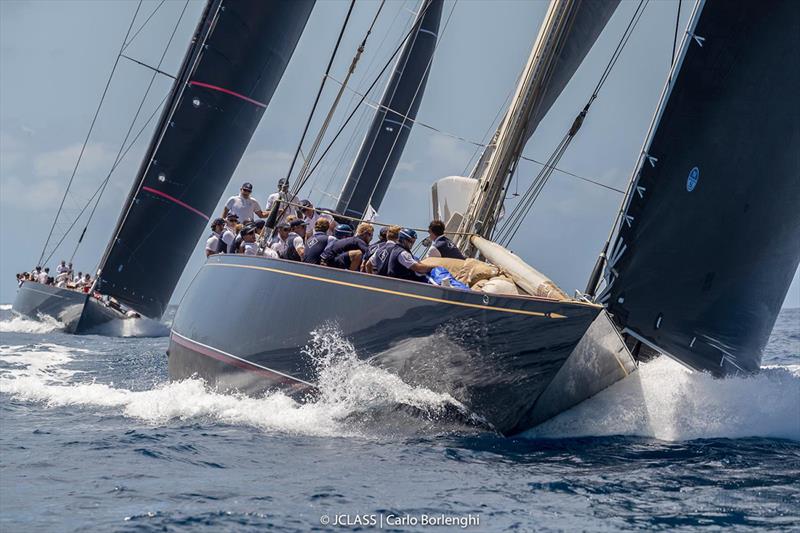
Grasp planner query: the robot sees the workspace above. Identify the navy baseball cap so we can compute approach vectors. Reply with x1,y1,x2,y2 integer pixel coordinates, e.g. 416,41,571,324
211,217,225,228
241,182,253,191
289,219,308,228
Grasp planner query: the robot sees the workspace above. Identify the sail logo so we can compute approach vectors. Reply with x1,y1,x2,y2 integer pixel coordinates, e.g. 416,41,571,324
686,167,700,192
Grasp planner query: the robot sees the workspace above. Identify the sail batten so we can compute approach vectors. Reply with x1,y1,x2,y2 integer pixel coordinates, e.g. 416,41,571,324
96,0,315,319
604,0,800,375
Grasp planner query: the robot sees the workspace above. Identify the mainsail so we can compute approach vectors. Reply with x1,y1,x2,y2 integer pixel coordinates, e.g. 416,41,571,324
600,0,800,375
335,0,444,220
455,0,619,251
96,0,315,318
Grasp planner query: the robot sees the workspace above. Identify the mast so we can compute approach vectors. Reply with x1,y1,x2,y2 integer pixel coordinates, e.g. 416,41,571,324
454,0,619,255
335,0,444,220
95,0,315,319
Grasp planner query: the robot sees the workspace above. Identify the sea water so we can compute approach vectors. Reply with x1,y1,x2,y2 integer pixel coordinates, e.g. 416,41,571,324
0,304,798,531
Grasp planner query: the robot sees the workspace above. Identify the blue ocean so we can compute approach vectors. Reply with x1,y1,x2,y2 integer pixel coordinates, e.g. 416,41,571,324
1,306,798,531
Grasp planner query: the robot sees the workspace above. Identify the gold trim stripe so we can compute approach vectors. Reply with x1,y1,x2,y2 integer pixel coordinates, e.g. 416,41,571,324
207,262,575,319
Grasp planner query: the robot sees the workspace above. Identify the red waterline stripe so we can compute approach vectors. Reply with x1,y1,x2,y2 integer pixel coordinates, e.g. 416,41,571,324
142,186,209,220
170,332,312,392
188,81,267,109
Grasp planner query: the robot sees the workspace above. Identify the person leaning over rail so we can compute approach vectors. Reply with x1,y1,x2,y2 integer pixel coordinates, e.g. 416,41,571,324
424,219,465,260
385,228,434,282
320,223,373,271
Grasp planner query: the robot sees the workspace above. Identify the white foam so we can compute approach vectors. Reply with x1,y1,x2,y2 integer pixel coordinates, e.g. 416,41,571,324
0,313,64,334
0,304,12,311
0,329,466,438
526,357,800,441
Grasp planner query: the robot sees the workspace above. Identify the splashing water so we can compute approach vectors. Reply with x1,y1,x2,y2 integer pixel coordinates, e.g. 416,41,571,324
0,313,64,334
0,327,474,438
527,356,800,441
0,304,12,311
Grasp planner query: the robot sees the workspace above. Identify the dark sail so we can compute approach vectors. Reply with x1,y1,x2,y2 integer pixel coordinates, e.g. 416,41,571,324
97,0,315,318
336,0,443,220
601,0,800,375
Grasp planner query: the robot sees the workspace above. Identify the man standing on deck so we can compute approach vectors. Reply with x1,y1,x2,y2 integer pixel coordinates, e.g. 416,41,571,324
222,182,267,222
265,178,300,227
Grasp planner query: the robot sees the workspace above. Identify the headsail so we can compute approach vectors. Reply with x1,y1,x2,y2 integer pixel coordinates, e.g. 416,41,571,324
96,0,315,318
601,0,800,375
335,0,444,220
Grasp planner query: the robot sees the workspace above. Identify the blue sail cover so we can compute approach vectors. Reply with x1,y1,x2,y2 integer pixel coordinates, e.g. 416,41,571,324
603,0,800,375
336,0,444,220
97,0,315,318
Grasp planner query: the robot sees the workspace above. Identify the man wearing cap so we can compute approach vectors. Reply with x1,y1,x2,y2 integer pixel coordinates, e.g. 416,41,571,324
222,182,267,222
366,225,400,274
239,225,260,255
385,228,434,282
221,212,239,253
205,218,226,257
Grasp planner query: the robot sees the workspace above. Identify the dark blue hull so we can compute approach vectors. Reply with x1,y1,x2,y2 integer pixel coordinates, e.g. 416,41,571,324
12,282,126,334
169,255,636,435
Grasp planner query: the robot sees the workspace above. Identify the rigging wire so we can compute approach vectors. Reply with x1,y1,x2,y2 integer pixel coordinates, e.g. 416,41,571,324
287,0,437,201
69,0,191,263
122,0,167,52
325,76,623,195
494,0,649,246
37,0,144,267
671,0,682,66
280,0,358,190
42,92,171,267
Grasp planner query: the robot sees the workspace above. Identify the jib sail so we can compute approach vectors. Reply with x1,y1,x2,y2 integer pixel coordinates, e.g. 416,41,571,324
96,0,315,318
336,0,444,220
600,0,800,375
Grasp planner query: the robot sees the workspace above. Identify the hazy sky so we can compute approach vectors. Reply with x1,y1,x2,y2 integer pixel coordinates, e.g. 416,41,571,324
1,0,797,308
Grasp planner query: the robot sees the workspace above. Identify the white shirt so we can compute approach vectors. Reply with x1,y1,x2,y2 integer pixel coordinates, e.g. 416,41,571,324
265,191,299,225
290,234,304,254
205,232,222,255
261,246,279,259
225,194,262,222
221,228,237,252
270,236,287,257
56,263,69,274
242,242,260,255
38,272,49,284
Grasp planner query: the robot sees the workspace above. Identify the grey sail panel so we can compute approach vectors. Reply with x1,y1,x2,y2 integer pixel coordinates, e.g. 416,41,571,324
604,0,800,375
97,0,315,318
336,0,443,220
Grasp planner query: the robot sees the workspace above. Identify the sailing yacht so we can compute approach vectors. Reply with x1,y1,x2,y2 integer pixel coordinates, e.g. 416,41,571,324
168,0,799,435
13,0,315,333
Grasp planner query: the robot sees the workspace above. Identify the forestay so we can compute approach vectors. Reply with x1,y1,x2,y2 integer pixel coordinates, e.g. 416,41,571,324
97,0,315,319
602,0,800,375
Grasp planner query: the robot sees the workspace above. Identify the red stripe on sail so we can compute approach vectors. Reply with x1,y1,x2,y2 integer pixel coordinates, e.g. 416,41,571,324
142,186,209,220
188,81,267,108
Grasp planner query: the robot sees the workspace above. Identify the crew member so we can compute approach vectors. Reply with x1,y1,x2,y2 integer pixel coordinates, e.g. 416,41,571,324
240,226,260,255
270,223,290,257
364,226,388,264
424,219,465,259
222,213,239,253
302,219,335,265
385,228,434,282
222,182,267,221
38,268,50,284
366,225,400,274
320,223,373,271
299,199,318,238
265,178,299,226
206,218,226,257
283,219,307,261
56,260,69,275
